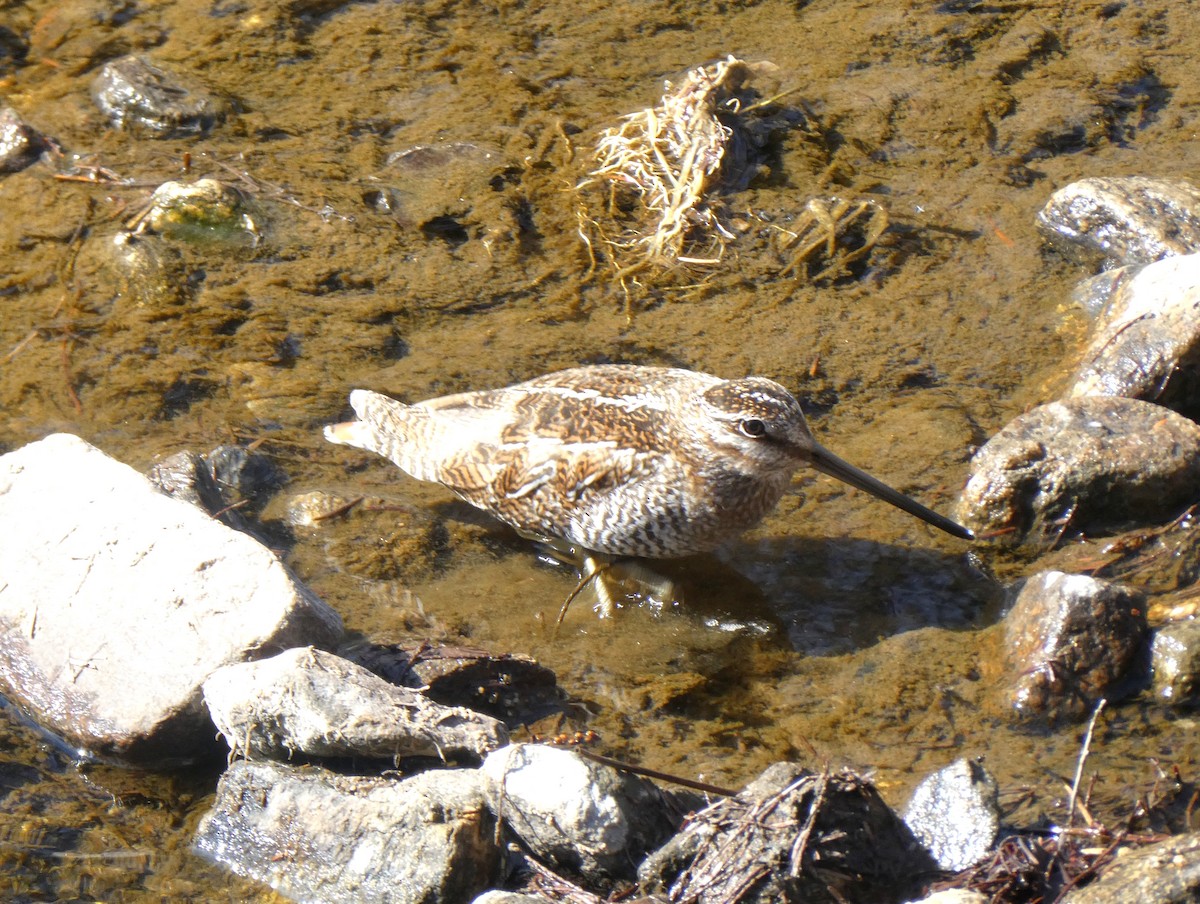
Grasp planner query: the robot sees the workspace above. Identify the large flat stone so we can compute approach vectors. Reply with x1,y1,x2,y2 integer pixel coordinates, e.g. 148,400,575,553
0,433,343,764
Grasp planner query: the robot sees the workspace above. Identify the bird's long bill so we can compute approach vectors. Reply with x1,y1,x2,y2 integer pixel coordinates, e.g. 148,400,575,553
807,445,974,540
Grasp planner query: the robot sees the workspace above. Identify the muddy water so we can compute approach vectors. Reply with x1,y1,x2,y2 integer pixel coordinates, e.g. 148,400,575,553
3,0,1200,898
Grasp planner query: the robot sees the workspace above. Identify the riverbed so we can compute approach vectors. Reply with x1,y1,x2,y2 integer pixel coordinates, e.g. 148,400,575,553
2,0,1199,899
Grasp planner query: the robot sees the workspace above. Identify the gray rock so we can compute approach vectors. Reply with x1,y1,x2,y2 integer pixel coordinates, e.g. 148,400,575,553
91,55,229,137
640,763,934,904
481,743,677,884
1037,176,1200,266
1003,571,1147,722
1151,619,1200,706
194,760,502,904
148,449,229,512
471,894,555,904
0,433,343,764
0,104,43,172
202,646,508,762
956,397,1200,546
902,758,1001,871
1061,830,1200,903
1067,252,1200,409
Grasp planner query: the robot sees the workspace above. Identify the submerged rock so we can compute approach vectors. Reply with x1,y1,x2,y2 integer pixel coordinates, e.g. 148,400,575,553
1002,571,1147,722
1038,176,1200,266
286,489,362,527
130,178,261,248
0,434,343,764
106,232,193,307
1067,252,1200,412
956,397,1200,546
640,763,934,904
903,758,1001,872
366,141,527,263
91,55,230,137
1061,830,1200,903
345,639,567,727
194,760,502,904
482,743,677,884
0,104,44,172
1150,619,1200,706
202,646,508,762
401,645,563,724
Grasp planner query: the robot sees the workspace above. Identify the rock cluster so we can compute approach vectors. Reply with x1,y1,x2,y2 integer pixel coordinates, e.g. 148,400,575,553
1,432,1119,904
955,176,1200,725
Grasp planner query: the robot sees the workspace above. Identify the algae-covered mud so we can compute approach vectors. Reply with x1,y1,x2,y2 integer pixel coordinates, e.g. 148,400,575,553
3,0,1200,899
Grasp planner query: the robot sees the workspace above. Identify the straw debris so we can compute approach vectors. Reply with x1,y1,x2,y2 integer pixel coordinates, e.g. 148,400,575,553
576,57,890,308
577,56,778,286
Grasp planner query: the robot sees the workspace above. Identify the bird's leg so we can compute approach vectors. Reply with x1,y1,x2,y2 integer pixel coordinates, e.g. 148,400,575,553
557,554,616,624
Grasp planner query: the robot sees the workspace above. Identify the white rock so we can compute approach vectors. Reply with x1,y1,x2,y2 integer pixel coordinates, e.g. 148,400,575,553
0,434,343,763
481,743,675,882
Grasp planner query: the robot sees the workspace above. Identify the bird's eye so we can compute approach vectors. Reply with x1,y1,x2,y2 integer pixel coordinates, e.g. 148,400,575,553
739,418,767,438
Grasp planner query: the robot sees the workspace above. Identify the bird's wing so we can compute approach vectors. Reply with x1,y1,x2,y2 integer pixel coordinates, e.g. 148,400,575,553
438,439,664,537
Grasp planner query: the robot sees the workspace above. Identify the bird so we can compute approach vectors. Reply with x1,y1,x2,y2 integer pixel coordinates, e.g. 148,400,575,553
325,364,972,614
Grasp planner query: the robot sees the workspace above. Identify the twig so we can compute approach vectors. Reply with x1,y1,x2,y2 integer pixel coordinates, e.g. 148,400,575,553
1064,699,1106,840
788,766,829,877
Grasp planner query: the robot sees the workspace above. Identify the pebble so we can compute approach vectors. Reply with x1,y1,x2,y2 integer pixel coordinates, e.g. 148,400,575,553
0,104,44,172
1150,619,1200,706
481,743,678,884
349,642,564,725
91,55,230,136
903,758,1001,872
1066,252,1200,412
133,178,261,247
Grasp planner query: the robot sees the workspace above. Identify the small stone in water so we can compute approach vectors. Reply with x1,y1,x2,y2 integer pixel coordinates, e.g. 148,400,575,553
202,646,508,762
106,232,192,307
132,178,261,247
1150,620,1200,706
903,758,1001,872
92,55,230,137
0,104,44,172
956,397,1200,546
1066,252,1200,417
286,490,360,528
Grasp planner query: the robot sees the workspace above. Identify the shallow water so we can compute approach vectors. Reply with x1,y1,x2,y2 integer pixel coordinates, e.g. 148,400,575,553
3,0,1200,898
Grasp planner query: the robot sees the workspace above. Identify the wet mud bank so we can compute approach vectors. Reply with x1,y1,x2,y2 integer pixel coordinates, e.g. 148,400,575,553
3,0,1200,900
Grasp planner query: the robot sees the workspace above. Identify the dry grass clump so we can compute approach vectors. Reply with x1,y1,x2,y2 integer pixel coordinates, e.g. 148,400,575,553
575,57,891,308
577,56,777,288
